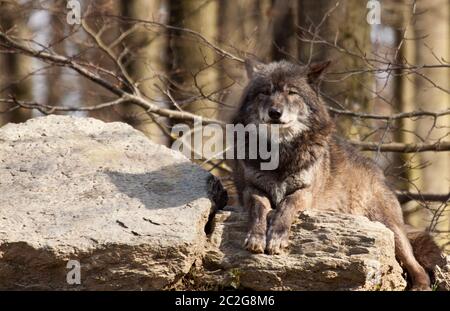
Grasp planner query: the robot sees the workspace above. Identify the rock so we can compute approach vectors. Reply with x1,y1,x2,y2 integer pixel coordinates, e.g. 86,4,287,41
203,207,407,291
0,115,219,290
0,115,426,291
434,255,450,291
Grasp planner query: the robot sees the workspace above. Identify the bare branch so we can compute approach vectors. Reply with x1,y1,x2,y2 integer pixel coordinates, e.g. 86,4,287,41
0,31,125,97
0,97,224,125
103,14,246,63
328,106,450,121
350,140,450,153
396,191,450,204
80,19,138,95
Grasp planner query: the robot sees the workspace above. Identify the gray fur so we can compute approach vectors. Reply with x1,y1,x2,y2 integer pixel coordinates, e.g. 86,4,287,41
232,60,434,290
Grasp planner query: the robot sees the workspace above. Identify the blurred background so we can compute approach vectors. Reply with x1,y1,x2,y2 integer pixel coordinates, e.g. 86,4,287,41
0,0,449,250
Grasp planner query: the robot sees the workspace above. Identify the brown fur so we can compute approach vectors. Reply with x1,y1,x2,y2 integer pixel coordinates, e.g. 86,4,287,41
232,60,441,290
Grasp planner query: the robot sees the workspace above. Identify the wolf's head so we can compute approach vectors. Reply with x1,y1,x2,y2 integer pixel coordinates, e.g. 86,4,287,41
235,60,333,142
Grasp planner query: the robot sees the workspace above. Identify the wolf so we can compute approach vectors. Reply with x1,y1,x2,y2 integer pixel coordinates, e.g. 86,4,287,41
232,59,443,290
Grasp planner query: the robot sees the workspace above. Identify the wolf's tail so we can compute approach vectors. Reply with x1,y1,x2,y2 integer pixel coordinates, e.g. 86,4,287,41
406,225,445,272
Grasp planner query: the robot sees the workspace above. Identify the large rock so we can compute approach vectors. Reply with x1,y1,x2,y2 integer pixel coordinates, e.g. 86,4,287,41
0,115,221,290
2,115,444,291
203,207,407,291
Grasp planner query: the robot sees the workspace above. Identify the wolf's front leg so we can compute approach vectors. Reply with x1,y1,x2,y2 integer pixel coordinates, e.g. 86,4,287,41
266,190,311,254
243,187,272,254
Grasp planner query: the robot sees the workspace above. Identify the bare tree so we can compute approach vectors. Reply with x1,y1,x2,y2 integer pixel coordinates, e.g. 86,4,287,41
118,0,170,144
400,0,450,245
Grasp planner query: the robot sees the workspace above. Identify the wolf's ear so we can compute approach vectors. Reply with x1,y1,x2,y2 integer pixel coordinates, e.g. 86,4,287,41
245,58,265,79
307,61,331,85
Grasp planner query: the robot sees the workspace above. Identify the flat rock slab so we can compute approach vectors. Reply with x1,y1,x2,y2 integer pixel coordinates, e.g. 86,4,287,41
0,115,215,290
204,207,407,291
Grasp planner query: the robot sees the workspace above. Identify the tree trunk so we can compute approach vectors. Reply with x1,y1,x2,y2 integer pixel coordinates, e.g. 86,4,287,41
167,0,219,118
0,1,32,126
298,0,374,139
216,0,273,118
83,0,122,122
120,0,170,145
45,0,67,110
402,0,450,250
271,0,298,61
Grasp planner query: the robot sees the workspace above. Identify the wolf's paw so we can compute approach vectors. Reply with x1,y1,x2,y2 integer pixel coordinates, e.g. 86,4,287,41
410,273,432,291
266,227,289,255
410,284,432,291
244,232,266,254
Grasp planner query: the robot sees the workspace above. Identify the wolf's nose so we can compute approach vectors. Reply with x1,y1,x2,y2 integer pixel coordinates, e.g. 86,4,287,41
268,107,283,120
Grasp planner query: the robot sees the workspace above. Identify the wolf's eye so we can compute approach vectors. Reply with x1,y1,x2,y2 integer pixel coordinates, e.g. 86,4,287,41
288,89,300,96
259,89,271,96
